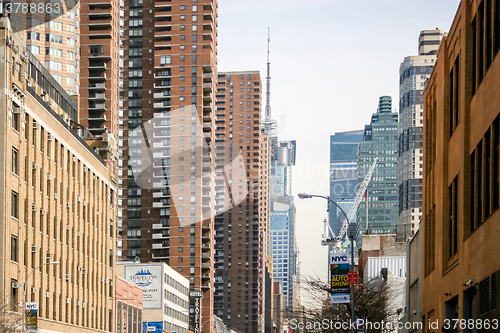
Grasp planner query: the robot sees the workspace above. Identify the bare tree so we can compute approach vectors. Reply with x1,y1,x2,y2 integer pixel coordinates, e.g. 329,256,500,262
286,275,400,333
0,299,21,333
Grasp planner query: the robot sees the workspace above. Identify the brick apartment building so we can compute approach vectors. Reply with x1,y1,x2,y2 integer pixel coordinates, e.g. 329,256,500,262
422,0,500,330
213,71,264,333
118,2,219,333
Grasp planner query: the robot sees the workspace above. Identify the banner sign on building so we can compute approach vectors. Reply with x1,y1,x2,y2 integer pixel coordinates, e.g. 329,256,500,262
25,302,38,331
190,291,202,333
143,321,163,333
330,252,351,304
125,265,163,309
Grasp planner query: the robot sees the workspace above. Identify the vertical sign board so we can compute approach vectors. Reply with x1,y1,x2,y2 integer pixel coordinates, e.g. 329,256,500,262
330,252,351,303
25,302,38,331
125,265,163,309
190,291,203,333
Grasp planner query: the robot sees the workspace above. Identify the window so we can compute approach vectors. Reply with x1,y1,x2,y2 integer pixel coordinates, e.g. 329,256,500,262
11,191,18,218
447,177,458,260
160,55,171,65
12,107,20,131
45,33,63,44
11,236,18,262
12,148,18,175
449,54,460,136
27,31,40,41
27,45,40,54
89,45,104,54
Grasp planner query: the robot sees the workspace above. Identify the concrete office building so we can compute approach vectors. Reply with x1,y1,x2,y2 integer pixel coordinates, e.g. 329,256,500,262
117,2,218,333
0,17,117,332
397,29,445,241
328,130,363,253
116,263,190,333
422,0,500,326
213,71,264,333
356,96,399,247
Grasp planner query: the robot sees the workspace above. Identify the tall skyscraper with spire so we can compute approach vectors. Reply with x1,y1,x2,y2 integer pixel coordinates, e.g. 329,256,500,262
261,28,277,138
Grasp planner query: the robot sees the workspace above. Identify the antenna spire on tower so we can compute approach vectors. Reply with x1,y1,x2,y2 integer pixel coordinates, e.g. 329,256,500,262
262,27,277,136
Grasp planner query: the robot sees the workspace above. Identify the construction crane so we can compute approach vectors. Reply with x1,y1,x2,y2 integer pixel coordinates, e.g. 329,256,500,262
321,157,378,248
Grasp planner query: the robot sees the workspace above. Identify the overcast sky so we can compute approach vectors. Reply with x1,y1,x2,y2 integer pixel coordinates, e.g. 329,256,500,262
217,0,460,281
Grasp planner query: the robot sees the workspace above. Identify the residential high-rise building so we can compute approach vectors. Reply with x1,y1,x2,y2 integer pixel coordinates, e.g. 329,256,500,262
328,130,363,250
0,18,117,332
397,29,445,241
213,71,263,333
117,2,218,333
423,0,500,325
356,96,399,247
19,0,121,161
78,0,123,158
18,0,81,94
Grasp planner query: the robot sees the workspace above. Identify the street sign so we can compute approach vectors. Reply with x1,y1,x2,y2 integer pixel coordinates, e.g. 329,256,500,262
25,302,38,330
348,271,358,285
330,252,350,303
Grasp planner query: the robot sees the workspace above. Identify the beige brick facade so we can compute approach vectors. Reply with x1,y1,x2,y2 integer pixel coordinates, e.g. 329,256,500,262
1,17,117,332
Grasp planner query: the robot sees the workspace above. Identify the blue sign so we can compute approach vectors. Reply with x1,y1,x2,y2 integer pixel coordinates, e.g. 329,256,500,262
143,321,163,333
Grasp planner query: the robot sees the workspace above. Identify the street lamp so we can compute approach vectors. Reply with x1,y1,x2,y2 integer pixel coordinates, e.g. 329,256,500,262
298,193,356,333
23,261,59,333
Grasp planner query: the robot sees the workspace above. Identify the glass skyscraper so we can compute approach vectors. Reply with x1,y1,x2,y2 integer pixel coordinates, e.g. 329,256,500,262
356,96,399,246
328,130,364,240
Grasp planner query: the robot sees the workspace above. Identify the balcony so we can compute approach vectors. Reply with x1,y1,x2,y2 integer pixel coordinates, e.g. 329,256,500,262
89,103,106,111
89,93,106,101
88,73,107,81
88,114,106,121
154,41,172,48
154,1,172,7
203,82,212,92
89,83,106,90
89,63,107,70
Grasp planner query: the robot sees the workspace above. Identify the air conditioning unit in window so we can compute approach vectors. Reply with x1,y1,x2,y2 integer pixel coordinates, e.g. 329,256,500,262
32,205,37,212
12,107,21,114
40,210,45,216
47,174,53,181
33,122,39,129
31,246,39,253
82,269,87,275
54,193,58,199
31,288,37,293
11,282,22,289
46,253,52,259
66,225,71,230
66,298,70,303
77,267,82,272
110,251,116,256
77,196,81,202
32,163,38,170
47,133,53,141
65,274,71,281
66,202,71,208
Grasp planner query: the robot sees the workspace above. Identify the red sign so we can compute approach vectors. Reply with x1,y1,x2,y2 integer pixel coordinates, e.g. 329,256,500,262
348,272,358,285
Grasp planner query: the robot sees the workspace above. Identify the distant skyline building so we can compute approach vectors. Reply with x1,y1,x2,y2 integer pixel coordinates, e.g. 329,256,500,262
213,71,264,333
269,140,297,309
356,96,399,246
397,29,445,241
328,130,364,248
